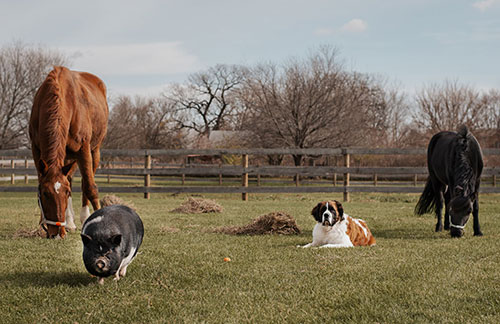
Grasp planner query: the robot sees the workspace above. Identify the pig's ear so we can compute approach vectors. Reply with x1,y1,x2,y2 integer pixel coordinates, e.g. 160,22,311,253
109,234,122,246
81,233,92,245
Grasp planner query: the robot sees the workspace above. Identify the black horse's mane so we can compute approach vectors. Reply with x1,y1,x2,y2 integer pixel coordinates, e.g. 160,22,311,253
454,126,475,195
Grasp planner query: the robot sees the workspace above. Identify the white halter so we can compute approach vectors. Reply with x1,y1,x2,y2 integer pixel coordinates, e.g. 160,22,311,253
38,189,66,229
449,215,467,230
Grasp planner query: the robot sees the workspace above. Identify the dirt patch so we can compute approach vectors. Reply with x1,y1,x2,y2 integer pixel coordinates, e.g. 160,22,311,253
214,211,301,235
160,226,180,233
171,197,223,214
13,227,44,239
100,194,136,211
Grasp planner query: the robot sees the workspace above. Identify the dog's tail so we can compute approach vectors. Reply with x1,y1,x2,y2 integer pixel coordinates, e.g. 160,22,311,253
415,177,437,215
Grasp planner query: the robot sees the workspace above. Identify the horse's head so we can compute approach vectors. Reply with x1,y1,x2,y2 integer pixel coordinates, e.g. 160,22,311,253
449,185,474,238
38,161,72,239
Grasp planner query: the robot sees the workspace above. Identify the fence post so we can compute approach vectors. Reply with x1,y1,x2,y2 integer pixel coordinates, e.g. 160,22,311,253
219,162,223,185
24,157,29,184
182,157,187,185
333,173,337,186
11,159,15,184
343,149,350,202
242,154,248,201
374,173,378,187
107,161,111,184
414,174,418,186
257,162,261,186
144,153,151,199
494,174,497,187
295,173,300,187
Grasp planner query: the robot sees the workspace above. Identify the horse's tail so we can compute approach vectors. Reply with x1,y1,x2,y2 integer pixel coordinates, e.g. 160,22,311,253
415,177,437,215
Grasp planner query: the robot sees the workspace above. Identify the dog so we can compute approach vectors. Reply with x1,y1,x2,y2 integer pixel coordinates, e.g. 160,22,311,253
300,200,375,248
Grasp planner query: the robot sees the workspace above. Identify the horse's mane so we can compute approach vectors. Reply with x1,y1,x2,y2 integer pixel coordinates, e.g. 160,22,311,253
454,125,475,194
38,67,70,169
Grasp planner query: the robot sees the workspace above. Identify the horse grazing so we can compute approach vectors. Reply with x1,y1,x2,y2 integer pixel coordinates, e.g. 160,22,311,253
29,66,109,239
415,126,483,237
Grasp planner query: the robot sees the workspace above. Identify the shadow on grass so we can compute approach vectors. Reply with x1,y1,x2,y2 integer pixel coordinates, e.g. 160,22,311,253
0,271,95,288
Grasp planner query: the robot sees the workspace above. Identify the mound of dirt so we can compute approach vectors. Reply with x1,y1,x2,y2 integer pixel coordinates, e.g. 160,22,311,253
171,197,223,214
100,194,136,211
214,211,301,235
13,227,44,239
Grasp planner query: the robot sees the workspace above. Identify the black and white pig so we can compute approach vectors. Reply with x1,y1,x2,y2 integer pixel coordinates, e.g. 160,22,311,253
81,205,144,284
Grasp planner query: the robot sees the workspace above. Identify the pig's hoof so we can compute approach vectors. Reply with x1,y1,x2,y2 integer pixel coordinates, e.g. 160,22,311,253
98,277,105,285
119,266,128,278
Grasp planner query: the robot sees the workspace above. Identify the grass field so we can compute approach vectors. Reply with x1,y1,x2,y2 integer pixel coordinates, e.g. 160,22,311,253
0,191,499,323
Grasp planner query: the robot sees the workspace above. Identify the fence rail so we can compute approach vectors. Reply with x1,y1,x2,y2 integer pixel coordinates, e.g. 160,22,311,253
2,148,500,200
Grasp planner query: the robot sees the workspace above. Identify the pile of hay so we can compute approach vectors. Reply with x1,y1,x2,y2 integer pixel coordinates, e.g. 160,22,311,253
100,194,136,210
13,227,44,239
171,197,223,214
214,211,301,235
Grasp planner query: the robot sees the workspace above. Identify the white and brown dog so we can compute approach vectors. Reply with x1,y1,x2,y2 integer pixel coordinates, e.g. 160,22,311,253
300,200,376,248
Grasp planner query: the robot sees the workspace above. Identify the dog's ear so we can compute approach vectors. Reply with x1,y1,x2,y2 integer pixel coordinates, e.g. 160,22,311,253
311,203,323,222
334,200,344,219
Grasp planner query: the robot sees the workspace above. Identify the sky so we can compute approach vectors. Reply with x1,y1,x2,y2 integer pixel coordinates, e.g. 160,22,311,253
1,0,499,98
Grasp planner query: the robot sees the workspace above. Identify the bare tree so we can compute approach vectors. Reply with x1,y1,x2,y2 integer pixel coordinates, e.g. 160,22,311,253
363,82,410,147
0,42,67,148
414,80,489,133
479,89,500,130
104,95,184,149
238,46,391,165
166,64,246,138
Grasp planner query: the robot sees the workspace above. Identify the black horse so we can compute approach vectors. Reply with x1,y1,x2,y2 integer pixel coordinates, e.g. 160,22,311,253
415,126,483,237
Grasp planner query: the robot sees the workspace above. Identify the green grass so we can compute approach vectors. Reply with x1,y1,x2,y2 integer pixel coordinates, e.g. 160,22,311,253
0,192,499,323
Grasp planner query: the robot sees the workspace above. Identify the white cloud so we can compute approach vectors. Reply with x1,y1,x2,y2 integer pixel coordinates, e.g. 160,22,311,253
340,19,368,33
315,18,368,36
472,0,500,11
60,42,201,76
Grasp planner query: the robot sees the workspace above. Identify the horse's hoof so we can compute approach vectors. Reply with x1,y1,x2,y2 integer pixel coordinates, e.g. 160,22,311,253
474,231,483,237
435,225,443,232
443,225,450,231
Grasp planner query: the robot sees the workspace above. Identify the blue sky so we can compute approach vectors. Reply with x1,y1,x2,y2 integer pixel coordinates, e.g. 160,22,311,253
1,0,499,97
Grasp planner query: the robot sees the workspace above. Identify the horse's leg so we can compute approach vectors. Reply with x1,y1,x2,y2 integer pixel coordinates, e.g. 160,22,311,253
64,161,78,231
77,144,100,224
443,188,451,231
472,197,483,236
91,147,102,211
80,193,90,225
32,146,43,226
434,184,444,232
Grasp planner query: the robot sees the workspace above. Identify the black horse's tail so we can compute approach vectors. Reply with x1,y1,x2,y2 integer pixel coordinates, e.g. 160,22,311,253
415,177,437,215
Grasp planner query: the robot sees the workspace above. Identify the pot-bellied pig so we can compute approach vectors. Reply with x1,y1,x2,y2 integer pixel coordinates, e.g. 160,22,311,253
81,205,144,284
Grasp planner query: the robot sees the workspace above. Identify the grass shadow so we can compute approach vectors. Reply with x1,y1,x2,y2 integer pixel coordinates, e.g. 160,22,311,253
0,270,95,288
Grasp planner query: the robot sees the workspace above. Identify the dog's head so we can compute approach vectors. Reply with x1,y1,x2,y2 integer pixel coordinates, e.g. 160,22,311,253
311,200,344,226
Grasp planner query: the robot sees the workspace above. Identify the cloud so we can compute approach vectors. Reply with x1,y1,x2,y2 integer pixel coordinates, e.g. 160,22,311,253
315,18,368,36
60,42,201,76
340,19,368,33
472,0,500,11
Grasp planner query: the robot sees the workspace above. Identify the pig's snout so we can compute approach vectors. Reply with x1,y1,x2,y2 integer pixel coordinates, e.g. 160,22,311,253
95,257,109,273
96,260,105,269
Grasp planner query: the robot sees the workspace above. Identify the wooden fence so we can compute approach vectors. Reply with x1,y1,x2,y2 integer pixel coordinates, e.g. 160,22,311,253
1,148,499,201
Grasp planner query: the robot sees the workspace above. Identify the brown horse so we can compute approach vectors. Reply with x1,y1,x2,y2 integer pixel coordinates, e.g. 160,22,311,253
29,66,109,238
